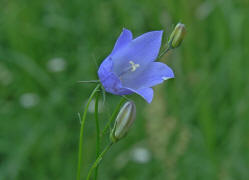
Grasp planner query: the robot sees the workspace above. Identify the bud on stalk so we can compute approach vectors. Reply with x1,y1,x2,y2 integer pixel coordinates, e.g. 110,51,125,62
110,101,136,143
168,23,186,48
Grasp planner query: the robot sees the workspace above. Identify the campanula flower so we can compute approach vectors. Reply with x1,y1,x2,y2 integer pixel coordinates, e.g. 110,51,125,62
98,29,174,103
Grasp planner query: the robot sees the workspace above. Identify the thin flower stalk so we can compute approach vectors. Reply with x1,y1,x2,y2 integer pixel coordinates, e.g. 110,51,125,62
94,92,100,180
101,97,126,136
76,84,100,180
86,142,113,180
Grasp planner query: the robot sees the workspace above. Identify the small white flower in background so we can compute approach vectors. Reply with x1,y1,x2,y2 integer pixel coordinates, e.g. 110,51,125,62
19,93,39,108
130,147,151,164
47,57,67,72
87,99,104,113
114,146,151,169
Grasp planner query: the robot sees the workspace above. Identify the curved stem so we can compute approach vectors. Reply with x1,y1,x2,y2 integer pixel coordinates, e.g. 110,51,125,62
94,92,100,180
101,97,126,136
86,143,113,180
77,84,101,180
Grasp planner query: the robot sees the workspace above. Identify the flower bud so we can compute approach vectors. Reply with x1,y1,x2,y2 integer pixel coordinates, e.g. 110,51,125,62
110,101,136,143
168,23,186,48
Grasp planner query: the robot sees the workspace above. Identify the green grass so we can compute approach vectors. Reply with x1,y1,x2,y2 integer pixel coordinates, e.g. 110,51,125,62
0,0,249,179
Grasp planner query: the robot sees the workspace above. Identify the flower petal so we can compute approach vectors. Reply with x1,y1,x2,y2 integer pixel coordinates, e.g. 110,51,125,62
111,28,133,55
130,30,163,63
112,31,163,74
127,87,154,103
122,62,174,90
98,57,113,83
101,72,133,95
98,58,132,95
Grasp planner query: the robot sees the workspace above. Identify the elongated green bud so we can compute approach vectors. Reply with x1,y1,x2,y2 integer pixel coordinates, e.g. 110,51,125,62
110,101,136,143
168,23,186,48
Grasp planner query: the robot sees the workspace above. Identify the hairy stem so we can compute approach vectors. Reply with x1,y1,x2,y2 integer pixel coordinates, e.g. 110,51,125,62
76,84,100,180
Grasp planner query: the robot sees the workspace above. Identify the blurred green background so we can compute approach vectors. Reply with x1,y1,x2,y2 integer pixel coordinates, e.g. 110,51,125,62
1,0,249,179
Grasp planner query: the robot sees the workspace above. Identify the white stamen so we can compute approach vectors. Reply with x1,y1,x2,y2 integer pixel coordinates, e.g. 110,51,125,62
129,61,140,72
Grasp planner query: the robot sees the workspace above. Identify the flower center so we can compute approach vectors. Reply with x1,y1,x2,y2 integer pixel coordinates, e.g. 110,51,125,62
129,61,140,72
118,61,140,77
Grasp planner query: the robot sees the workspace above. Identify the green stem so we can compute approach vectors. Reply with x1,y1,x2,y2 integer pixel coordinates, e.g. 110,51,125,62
158,46,172,59
86,143,113,180
77,84,100,180
78,80,100,83
94,92,100,180
101,97,126,136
